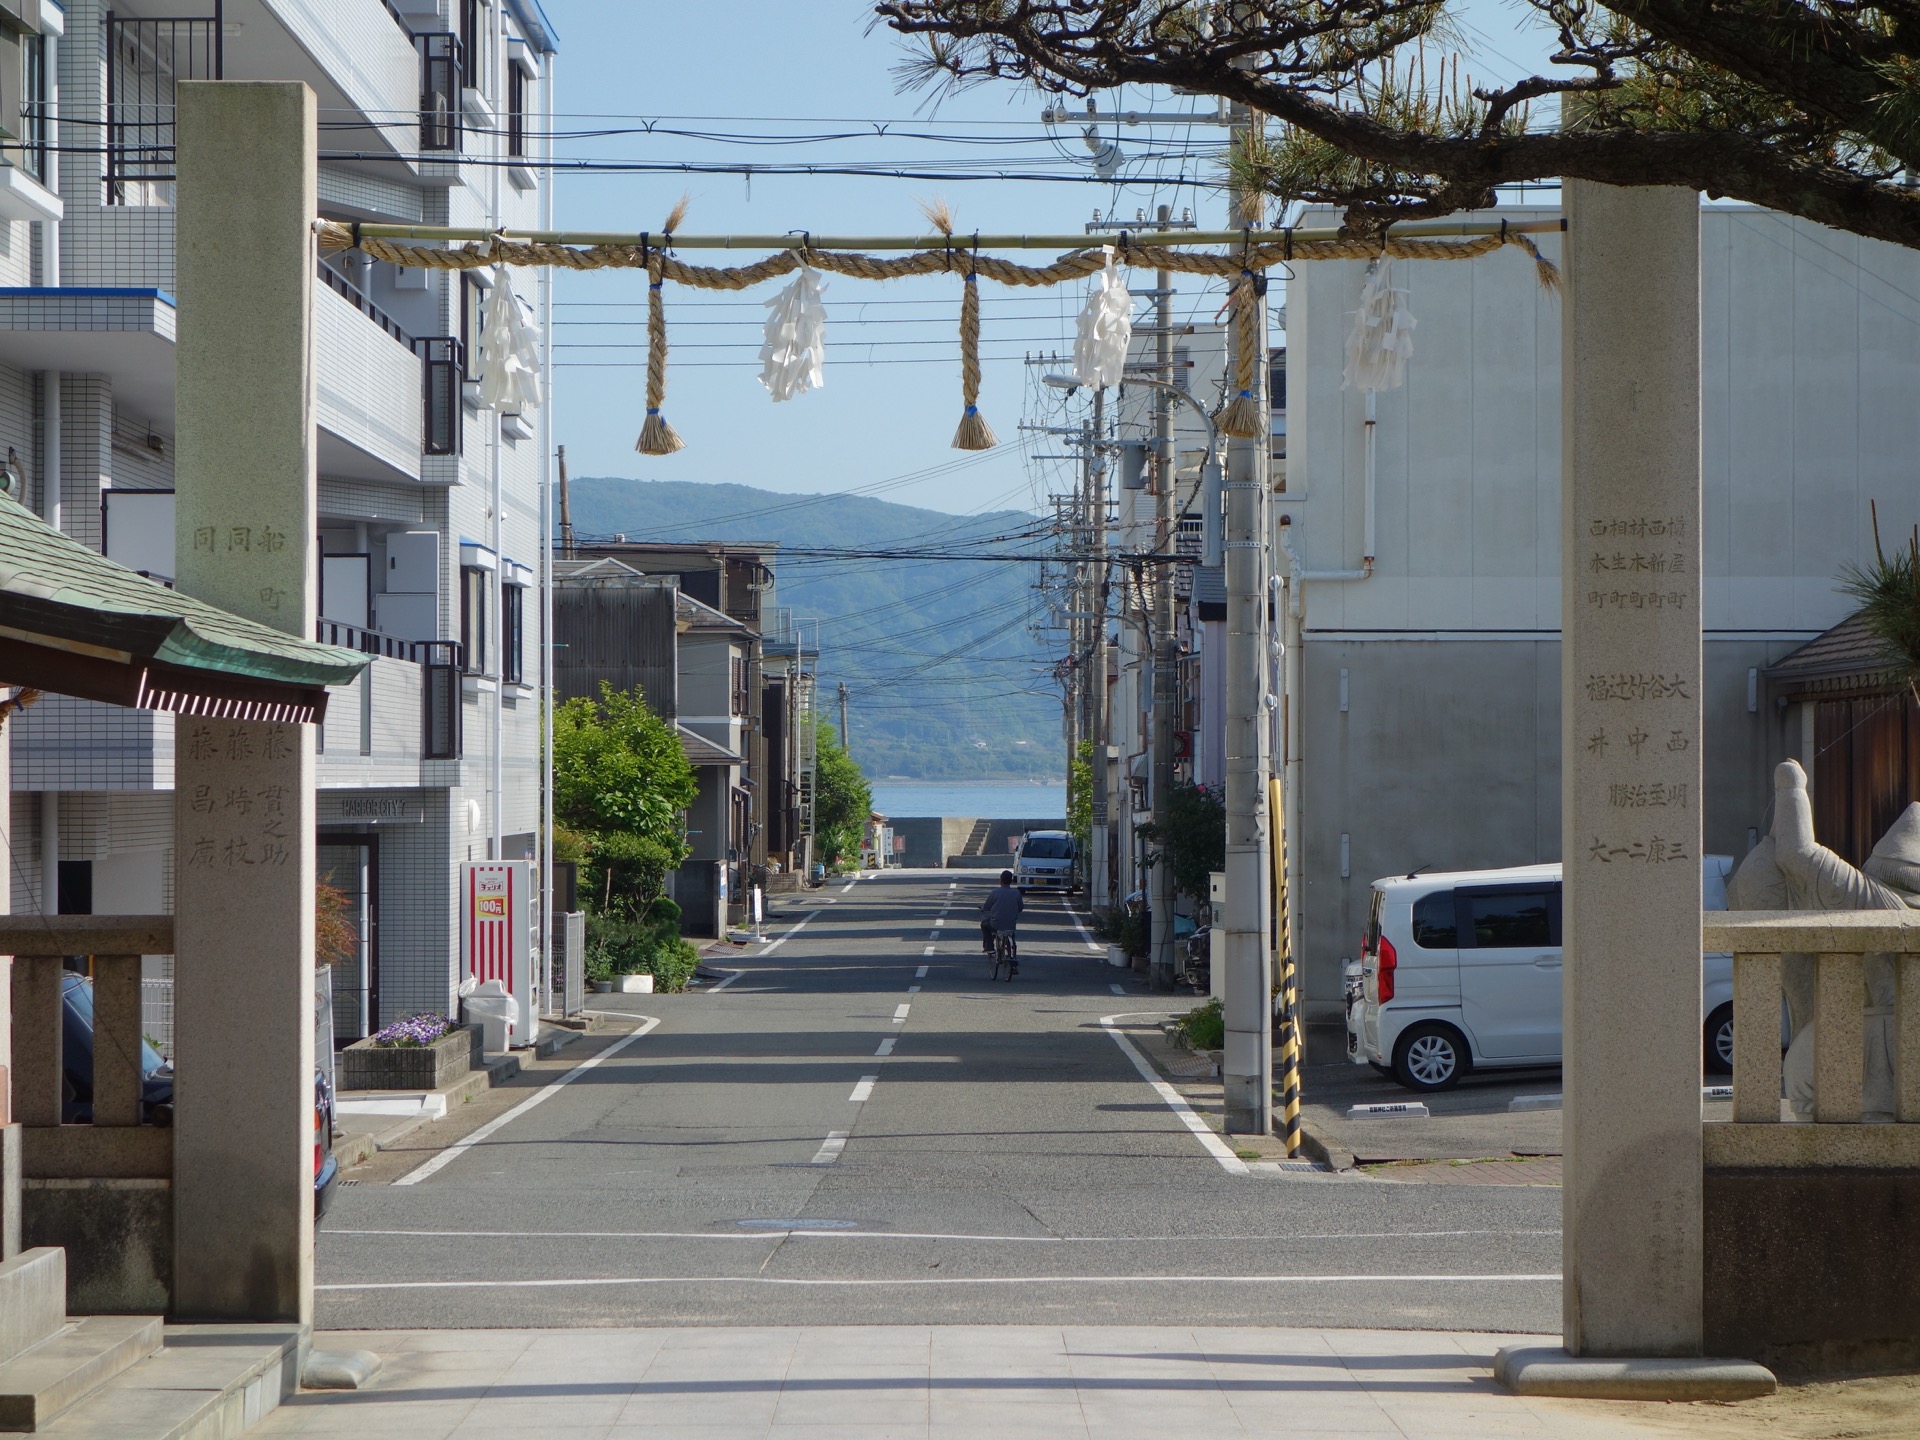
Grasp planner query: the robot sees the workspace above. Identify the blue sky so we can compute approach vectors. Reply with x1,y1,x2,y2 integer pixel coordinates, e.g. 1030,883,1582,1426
541,0,1555,516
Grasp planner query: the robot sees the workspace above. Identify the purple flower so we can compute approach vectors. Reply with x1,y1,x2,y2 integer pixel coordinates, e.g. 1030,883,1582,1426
371,1013,453,1048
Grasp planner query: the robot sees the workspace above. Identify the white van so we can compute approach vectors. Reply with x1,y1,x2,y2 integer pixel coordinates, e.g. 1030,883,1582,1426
1355,856,1734,1092
1014,830,1077,891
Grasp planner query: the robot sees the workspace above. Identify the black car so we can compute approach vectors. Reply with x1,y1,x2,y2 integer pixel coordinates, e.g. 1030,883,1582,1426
59,973,338,1216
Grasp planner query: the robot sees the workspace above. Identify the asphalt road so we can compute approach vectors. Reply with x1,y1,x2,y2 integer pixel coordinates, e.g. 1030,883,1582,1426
317,870,1562,1332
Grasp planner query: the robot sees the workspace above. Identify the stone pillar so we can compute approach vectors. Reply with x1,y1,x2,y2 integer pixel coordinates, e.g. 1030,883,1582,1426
170,82,317,1324
1560,181,1703,1355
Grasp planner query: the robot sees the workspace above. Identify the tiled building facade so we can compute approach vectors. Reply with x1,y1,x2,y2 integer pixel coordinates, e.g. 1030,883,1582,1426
5,0,558,1043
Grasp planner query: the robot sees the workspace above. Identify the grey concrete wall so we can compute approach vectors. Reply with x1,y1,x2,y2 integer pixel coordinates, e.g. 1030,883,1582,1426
24,1179,169,1314
1296,635,1808,1018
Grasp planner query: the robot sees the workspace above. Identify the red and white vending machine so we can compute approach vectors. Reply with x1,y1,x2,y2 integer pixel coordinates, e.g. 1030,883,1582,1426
460,860,537,1046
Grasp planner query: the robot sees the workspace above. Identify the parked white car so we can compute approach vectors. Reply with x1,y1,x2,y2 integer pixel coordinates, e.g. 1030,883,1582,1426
1354,856,1735,1092
1014,830,1078,891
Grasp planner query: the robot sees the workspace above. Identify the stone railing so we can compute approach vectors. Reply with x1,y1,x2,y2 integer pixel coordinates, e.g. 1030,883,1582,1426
7,916,174,1136
1705,911,1920,1133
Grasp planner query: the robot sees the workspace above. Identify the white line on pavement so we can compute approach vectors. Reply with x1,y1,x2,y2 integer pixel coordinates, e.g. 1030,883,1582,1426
907,985,921,994
933,918,944,926
928,932,940,941
1110,983,1124,995
393,1018,662,1187
705,969,744,992
328,1226,1557,1244
1064,900,1104,953
922,945,934,955
756,912,817,955
810,1131,849,1164
874,1037,896,1057
848,1076,878,1104
892,1003,911,1023
320,1273,1560,1293
840,880,857,893
1100,1012,1250,1177
915,965,928,978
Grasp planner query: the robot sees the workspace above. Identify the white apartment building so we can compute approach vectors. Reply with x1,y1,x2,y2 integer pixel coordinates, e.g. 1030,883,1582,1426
1277,201,1920,1017
4,0,558,1043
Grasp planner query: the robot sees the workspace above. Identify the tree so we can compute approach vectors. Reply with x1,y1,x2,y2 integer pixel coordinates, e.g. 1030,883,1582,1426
1141,781,1226,904
553,683,697,910
878,0,1920,251
1066,738,1093,867
815,720,874,865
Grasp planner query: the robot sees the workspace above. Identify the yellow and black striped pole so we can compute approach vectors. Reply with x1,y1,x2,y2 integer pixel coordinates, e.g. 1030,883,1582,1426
1270,776,1302,1157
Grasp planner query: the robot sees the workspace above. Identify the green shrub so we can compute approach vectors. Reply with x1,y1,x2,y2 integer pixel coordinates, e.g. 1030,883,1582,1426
585,908,701,992
1177,998,1224,1050
1095,904,1146,957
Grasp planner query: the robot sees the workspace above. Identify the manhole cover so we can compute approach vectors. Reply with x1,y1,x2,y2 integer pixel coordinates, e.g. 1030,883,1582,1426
734,1218,857,1230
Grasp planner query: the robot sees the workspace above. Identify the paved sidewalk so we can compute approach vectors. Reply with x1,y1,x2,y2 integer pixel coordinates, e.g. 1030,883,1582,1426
255,1326,1707,1439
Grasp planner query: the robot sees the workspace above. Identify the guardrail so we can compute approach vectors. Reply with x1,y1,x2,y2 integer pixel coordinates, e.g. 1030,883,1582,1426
1705,910,1920,1125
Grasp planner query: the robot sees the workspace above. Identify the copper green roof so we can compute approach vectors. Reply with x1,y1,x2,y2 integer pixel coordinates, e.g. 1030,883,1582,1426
0,489,366,691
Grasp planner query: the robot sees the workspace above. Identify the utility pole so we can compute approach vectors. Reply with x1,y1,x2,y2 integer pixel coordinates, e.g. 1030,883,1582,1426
1088,384,1110,913
1222,105,1273,1134
838,680,849,752
1149,203,1178,993
556,442,574,558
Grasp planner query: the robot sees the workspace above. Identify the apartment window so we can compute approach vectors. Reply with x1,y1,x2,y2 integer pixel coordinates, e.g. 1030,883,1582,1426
501,580,525,685
459,0,482,91
459,273,483,381
460,564,489,675
730,655,751,718
21,33,46,183
507,63,527,159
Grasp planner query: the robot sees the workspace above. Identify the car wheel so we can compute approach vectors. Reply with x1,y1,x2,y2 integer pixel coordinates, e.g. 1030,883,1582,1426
1391,1022,1468,1093
1704,1003,1734,1076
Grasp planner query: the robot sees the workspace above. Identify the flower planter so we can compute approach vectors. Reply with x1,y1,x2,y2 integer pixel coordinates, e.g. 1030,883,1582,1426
618,973,655,994
341,1025,482,1092
1107,944,1126,968
591,979,614,994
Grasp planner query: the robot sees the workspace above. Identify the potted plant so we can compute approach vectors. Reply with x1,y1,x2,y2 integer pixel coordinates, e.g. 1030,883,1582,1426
341,1012,482,1091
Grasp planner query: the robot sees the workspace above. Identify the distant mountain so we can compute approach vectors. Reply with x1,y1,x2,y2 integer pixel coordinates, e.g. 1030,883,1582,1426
567,477,1064,782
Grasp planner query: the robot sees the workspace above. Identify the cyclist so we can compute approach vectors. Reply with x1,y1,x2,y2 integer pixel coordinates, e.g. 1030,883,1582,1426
980,869,1025,976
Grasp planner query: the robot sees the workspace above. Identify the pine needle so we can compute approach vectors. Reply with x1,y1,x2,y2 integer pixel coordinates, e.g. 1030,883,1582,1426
1838,507,1920,697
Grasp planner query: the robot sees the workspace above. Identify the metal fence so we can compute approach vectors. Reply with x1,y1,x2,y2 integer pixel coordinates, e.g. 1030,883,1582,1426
418,336,464,456
140,974,174,1061
105,7,223,206
417,32,462,152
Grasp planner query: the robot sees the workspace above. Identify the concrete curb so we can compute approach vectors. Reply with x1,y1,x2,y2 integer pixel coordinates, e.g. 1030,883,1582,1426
301,1349,382,1391
1493,1345,1777,1400
1294,1119,1357,1173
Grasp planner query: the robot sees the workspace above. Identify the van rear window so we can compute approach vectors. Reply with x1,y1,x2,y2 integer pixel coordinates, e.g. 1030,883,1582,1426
1411,893,1457,948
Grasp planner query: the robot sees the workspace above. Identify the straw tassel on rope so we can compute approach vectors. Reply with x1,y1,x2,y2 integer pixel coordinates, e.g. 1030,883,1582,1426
952,266,996,451
636,252,686,456
1216,267,1265,439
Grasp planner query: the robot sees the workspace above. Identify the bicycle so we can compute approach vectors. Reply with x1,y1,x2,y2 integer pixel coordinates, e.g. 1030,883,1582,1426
990,928,1018,982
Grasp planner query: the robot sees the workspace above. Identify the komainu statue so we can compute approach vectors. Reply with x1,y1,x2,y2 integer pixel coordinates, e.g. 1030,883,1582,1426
1725,759,1903,1120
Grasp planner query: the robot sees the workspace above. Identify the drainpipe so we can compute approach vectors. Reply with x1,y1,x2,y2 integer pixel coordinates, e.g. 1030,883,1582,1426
536,49,556,1005
1274,375,1378,993
488,0,504,871
38,40,59,914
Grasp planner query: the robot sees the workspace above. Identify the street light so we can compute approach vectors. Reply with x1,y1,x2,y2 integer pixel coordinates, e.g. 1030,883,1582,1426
1044,374,1223,566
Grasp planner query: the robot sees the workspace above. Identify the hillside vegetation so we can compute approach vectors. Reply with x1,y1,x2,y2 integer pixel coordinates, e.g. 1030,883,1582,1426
568,476,1062,781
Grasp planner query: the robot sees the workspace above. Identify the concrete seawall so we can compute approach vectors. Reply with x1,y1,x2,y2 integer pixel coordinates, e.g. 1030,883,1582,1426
888,816,1065,869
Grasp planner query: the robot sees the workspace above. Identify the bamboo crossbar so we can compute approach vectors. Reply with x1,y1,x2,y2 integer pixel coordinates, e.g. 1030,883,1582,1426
316,217,1565,252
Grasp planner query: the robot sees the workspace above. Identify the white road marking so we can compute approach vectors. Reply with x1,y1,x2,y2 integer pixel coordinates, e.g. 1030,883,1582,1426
840,880,857,894
929,932,940,941
922,945,934,955
874,1038,896,1057
948,882,956,890
892,1003,911,1023
915,965,928,978
1100,1012,1250,1176
933,919,944,927
329,1226,1556,1244
705,969,744,992
810,1131,850,1164
756,912,817,955
907,985,921,994
393,1018,662,1187
1064,900,1104,953
1110,983,1125,995
320,1273,1559,1293
848,1076,878,1104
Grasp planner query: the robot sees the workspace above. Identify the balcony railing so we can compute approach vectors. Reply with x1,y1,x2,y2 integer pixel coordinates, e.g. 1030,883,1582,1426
105,7,223,206
1707,910,1920,1126
417,335,464,456
318,261,412,347
417,32,463,152
315,623,463,760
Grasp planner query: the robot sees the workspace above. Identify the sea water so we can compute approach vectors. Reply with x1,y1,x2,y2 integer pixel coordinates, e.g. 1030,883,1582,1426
870,780,1066,821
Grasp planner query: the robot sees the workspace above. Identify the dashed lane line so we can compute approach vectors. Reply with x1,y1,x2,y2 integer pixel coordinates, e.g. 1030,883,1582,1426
915,965,928,978
1064,900,1104,953
922,945,934,956
810,1131,850,1164
705,969,744,992
1110,983,1125,995
839,880,857,894
1100,1012,1250,1177
757,912,818,955
908,985,921,994
848,1076,878,1104
892,1003,911,1023
393,1018,663,1187
874,1037,896,1057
